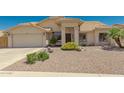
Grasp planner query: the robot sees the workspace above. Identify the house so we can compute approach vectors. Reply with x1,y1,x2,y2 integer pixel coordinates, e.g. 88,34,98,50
113,24,124,29
6,16,112,48
0,31,8,48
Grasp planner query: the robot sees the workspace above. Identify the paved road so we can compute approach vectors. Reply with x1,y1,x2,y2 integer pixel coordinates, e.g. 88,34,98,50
0,48,42,70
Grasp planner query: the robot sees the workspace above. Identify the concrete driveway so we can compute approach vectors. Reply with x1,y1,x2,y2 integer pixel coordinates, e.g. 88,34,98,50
0,48,42,70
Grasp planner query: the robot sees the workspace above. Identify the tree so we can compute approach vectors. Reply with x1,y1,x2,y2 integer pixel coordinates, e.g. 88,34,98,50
108,28,124,48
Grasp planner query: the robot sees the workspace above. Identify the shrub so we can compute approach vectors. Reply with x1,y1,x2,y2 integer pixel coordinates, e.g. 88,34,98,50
41,52,49,61
61,42,79,50
36,51,49,61
49,36,57,45
36,52,43,61
27,52,37,64
26,51,49,64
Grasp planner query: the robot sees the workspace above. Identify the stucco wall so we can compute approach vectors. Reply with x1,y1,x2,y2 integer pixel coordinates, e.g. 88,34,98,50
61,23,79,27
94,29,111,45
86,31,95,45
79,29,112,46
8,35,12,48
0,36,8,48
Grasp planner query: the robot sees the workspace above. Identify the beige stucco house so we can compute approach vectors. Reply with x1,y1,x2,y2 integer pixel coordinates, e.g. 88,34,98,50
6,16,112,48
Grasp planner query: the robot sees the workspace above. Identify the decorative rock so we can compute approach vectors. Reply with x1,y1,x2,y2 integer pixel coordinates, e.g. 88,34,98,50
47,47,53,53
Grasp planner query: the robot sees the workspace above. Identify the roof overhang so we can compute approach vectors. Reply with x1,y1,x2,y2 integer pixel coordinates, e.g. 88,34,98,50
5,23,52,33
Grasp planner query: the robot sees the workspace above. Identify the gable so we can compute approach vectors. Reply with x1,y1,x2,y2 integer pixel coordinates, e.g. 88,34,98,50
80,21,111,32
37,19,60,32
6,25,48,34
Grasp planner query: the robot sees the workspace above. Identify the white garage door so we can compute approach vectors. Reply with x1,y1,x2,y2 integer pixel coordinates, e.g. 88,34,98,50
13,34,44,48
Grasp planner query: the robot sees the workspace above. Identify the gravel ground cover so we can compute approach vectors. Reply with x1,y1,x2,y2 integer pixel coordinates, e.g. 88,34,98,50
2,46,124,75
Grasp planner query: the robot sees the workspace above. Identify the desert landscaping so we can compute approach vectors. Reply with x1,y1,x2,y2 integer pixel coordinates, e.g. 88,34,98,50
2,46,124,75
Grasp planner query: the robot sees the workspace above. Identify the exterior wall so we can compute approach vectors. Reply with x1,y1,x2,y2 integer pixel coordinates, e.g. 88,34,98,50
61,23,79,27
94,29,111,45
61,26,65,45
79,29,112,46
86,31,95,45
74,26,79,45
61,23,79,45
8,35,12,48
94,30,99,45
42,32,47,46
79,31,95,46
0,36,8,48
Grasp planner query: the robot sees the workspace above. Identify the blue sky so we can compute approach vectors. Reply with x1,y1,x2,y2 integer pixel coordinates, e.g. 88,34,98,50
1,16,124,30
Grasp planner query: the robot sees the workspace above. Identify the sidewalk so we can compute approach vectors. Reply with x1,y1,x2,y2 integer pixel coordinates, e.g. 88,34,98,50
0,71,123,77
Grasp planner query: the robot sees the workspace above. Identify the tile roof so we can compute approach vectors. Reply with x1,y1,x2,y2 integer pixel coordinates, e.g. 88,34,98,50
80,21,111,32
113,24,124,29
8,22,51,32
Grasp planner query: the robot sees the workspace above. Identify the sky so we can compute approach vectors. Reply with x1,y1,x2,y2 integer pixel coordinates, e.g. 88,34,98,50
1,16,124,30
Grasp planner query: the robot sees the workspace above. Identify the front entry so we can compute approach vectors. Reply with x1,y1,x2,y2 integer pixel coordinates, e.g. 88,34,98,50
66,33,71,42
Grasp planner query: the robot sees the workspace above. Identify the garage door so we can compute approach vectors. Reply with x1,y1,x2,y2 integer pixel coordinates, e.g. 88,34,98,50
12,34,44,48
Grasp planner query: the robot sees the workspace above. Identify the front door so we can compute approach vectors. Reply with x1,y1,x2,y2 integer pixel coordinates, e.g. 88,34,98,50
66,33,71,42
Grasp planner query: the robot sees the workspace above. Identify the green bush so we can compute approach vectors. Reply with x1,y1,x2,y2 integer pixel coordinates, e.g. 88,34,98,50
41,52,49,61
61,42,79,50
36,51,49,61
27,52,37,64
26,51,49,64
36,52,43,61
49,36,57,45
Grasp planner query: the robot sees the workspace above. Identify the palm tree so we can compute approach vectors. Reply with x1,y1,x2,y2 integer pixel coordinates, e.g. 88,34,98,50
108,27,124,48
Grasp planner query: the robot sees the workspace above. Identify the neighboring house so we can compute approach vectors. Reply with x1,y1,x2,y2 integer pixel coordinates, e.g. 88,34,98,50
0,31,8,48
6,16,112,48
113,24,124,29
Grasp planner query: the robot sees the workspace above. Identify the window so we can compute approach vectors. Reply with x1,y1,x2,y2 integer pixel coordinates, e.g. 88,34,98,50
52,32,61,45
53,32,61,40
79,33,87,42
99,33,107,42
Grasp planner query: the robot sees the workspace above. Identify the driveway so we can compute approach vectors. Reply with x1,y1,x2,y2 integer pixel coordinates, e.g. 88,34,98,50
0,48,42,70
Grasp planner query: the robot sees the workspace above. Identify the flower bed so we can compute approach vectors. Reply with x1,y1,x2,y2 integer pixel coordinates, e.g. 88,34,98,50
61,42,80,51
